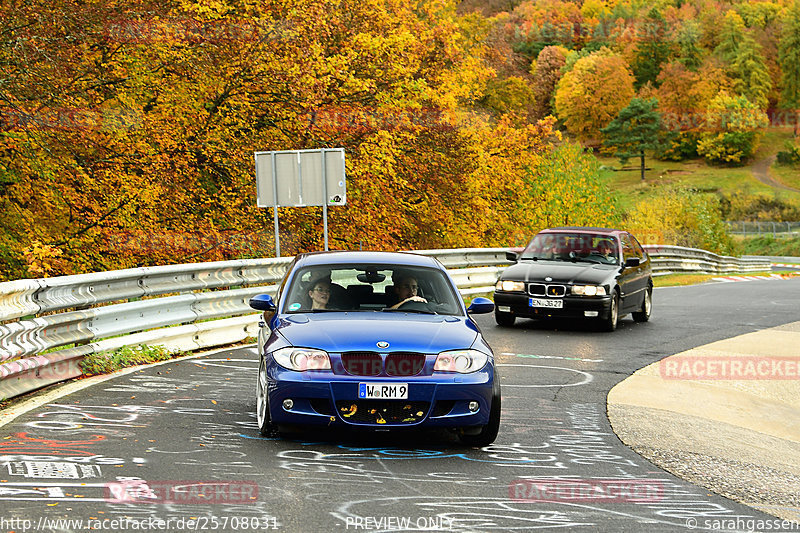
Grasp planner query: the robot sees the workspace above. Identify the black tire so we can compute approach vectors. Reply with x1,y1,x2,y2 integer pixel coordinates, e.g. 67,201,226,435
460,383,501,447
600,290,619,332
256,357,279,437
632,285,652,323
495,310,515,327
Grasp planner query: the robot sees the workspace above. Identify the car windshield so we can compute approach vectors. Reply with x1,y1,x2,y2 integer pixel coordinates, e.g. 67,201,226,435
282,263,464,315
521,232,620,265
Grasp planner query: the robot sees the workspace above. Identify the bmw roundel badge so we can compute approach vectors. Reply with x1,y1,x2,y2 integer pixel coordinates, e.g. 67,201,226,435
545,277,553,282
376,341,390,349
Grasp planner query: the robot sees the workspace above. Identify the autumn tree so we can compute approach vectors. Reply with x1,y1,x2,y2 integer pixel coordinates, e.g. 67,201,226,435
631,7,674,88
674,20,705,71
481,76,537,118
523,142,619,230
554,48,636,142
715,10,771,109
715,10,748,63
530,45,567,120
737,2,783,29
731,36,772,110
654,59,734,160
696,93,769,165
0,0,578,279
601,98,664,181
0,0,170,276
508,0,584,56
779,0,800,135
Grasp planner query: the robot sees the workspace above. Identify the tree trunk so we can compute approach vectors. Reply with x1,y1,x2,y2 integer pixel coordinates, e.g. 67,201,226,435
640,150,645,181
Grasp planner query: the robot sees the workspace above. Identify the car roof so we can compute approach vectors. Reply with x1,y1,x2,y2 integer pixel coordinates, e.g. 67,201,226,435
538,226,626,235
293,250,442,269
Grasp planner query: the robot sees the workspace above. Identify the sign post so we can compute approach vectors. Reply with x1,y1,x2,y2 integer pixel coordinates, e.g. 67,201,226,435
254,148,346,257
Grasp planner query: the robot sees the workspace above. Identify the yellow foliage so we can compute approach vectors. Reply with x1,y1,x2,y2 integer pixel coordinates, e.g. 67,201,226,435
554,48,636,142
22,241,65,278
625,187,735,254
0,0,631,279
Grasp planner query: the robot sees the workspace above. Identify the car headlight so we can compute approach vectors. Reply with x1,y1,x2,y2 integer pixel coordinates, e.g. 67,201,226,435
271,347,331,371
496,280,526,292
571,285,607,296
434,350,489,373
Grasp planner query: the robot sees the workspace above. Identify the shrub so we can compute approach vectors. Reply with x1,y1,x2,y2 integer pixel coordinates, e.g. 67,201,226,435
719,192,800,221
624,187,737,255
657,131,700,161
775,139,800,165
81,344,181,376
739,235,800,257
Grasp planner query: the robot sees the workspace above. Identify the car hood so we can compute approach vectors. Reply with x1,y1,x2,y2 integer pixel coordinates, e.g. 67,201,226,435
501,260,618,285
275,313,481,353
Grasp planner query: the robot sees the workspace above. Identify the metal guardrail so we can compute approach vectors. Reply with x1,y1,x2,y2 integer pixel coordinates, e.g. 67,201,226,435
0,246,771,400
643,245,771,276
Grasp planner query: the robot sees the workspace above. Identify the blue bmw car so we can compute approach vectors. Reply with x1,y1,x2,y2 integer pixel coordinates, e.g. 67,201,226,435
248,251,501,446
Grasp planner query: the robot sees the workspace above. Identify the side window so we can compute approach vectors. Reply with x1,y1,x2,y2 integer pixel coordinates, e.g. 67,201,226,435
630,234,646,259
620,233,636,261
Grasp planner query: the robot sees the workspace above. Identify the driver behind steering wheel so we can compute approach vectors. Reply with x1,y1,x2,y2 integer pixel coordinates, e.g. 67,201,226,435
388,274,427,309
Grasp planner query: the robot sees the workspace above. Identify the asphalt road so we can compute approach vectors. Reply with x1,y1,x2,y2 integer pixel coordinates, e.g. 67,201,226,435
1,278,799,533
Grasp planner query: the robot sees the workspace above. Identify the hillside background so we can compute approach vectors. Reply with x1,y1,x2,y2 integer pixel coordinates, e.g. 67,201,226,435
1,0,799,280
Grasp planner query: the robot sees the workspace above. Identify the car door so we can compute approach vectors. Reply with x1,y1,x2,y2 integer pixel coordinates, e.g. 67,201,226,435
619,233,648,312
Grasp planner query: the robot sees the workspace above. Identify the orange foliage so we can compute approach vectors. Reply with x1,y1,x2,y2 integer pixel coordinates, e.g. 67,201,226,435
1,0,618,280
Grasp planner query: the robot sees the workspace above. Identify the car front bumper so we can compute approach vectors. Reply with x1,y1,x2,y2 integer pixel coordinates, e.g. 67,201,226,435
494,291,612,320
265,363,495,429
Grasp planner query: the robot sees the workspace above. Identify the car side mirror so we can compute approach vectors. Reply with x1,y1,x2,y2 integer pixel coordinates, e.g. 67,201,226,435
249,294,276,312
506,251,519,262
467,297,495,314
625,257,640,268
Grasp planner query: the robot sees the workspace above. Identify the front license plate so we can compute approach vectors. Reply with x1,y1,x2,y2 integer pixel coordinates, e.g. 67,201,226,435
359,383,408,399
529,298,564,309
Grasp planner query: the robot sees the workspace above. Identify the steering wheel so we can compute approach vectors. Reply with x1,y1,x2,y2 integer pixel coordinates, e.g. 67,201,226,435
396,299,431,311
